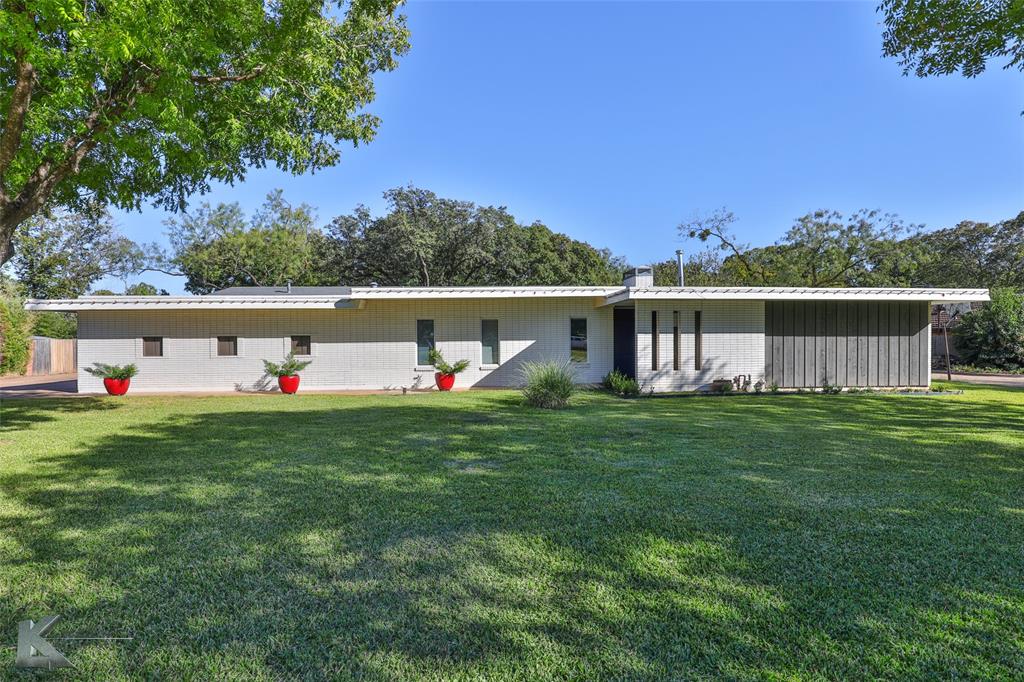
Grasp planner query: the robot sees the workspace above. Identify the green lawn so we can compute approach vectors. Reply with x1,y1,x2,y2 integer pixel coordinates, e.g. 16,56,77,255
1,385,1022,680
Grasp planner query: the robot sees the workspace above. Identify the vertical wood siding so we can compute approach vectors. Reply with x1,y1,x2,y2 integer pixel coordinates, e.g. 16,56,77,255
764,301,930,388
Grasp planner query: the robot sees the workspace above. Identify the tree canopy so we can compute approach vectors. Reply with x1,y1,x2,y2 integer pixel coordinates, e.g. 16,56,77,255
9,208,141,298
149,190,320,294
0,0,409,265
905,211,1024,289
682,208,924,287
322,186,626,287
154,186,628,292
879,0,1024,78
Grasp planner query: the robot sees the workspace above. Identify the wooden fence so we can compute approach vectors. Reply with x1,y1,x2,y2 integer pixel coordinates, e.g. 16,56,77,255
28,336,77,375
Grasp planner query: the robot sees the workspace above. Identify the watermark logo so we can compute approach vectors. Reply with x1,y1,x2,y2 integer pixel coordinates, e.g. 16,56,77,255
16,616,71,670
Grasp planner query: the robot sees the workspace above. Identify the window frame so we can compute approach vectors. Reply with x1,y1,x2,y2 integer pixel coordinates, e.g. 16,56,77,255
673,310,680,371
569,317,588,364
141,336,163,358
651,311,659,371
694,310,703,371
216,335,239,357
290,335,312,357
416,319,435,366
480,319,500,366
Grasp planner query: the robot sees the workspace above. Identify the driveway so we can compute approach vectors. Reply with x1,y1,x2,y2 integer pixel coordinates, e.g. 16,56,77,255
0,373,78,399
933,372,1024,389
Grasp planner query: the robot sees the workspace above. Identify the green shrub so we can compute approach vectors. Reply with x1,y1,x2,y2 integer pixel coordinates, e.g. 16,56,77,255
602,370,640,397
955,289,1024,371
263,352,313,377
84,363,138,380
520,360,576,409
428,348,469,375
710,379,733,394
0,297,32,375
33,312,77,339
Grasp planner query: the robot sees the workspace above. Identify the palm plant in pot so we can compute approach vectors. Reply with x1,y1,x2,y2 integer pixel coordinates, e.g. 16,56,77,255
263,353,313,394
428,348,470,391
85,363,138,395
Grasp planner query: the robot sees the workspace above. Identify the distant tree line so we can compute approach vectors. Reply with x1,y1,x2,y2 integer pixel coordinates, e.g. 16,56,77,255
1,185,1021,353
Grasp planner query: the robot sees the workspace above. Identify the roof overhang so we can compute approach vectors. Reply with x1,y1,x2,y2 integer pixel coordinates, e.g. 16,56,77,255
24,296,363,311
601,287,990,306
24,286,990,312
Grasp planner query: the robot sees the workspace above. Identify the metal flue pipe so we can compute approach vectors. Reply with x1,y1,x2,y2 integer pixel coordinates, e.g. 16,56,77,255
675,250,685,286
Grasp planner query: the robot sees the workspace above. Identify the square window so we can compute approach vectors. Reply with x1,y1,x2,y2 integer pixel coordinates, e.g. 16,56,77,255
217,336,238,357
291,335,311,356
142,336,163,357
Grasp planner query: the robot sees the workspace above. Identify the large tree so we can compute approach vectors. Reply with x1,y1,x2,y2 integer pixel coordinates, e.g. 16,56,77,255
683,208,924,287
879,0,1024,78
0,0,409,266
907,211,1024,288
150,190,321,294
10,208,142,298
322,186,626,287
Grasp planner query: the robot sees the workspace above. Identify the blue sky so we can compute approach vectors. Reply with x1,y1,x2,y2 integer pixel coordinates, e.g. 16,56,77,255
108,1,1023,293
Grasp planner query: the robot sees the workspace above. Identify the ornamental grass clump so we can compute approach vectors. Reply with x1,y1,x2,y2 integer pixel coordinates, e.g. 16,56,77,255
520,360,576,409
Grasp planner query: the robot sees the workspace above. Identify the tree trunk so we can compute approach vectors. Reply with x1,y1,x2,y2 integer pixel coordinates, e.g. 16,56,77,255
0,211,20,266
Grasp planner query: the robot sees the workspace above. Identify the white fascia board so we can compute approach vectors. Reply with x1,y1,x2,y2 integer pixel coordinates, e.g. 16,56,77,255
24,296,360,311
347,286,624,299
603,287,990,304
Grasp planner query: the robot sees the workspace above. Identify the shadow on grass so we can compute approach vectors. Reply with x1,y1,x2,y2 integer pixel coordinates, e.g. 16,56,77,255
1,390,1022,678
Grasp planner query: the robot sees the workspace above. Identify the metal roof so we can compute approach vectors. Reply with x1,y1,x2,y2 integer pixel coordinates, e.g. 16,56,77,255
24,285,990,311
212,286,352,296
347,286,622,299
602,286,991,305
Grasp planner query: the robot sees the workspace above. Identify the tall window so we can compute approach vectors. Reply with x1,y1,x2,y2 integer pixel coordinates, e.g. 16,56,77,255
694,311,703,371
651,311,659,371
417,320,434,365
142,337,163,357
481,320,499,365
673,311,680,371
291,335,311,356
570,318,588,363
217,336,238,357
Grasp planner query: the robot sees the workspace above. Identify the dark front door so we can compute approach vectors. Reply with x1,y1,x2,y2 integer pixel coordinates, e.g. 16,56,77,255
613,307,636,379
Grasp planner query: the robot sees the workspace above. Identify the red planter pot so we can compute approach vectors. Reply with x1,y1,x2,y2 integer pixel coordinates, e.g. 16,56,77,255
103,377,131,396
435,372,456,391
278,375,301,394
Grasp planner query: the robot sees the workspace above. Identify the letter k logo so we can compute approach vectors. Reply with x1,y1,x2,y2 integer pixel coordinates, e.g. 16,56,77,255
16,615,71,669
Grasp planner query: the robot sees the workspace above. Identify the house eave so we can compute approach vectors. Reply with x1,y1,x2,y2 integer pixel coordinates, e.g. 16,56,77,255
600,287,990,305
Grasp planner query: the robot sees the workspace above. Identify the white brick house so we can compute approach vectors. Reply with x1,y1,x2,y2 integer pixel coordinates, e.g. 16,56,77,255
26,269,988,394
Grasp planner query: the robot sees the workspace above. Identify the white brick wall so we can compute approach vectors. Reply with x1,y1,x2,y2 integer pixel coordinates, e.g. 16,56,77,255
634,300,765,391
77,298,615,393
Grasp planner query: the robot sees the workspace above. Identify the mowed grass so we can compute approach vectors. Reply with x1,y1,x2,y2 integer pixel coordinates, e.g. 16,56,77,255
1,385,1023,680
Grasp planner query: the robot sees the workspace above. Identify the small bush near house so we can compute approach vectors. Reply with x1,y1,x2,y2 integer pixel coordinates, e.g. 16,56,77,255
602,370,640,397
0,296,32,375
84,363,138,380
520,360,576,409
820,382,843,395
709,379,733,394
955,288,1024,371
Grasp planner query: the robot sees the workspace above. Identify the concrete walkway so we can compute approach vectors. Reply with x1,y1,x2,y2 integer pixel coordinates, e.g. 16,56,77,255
0,373,78,399
933,372,1024,389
